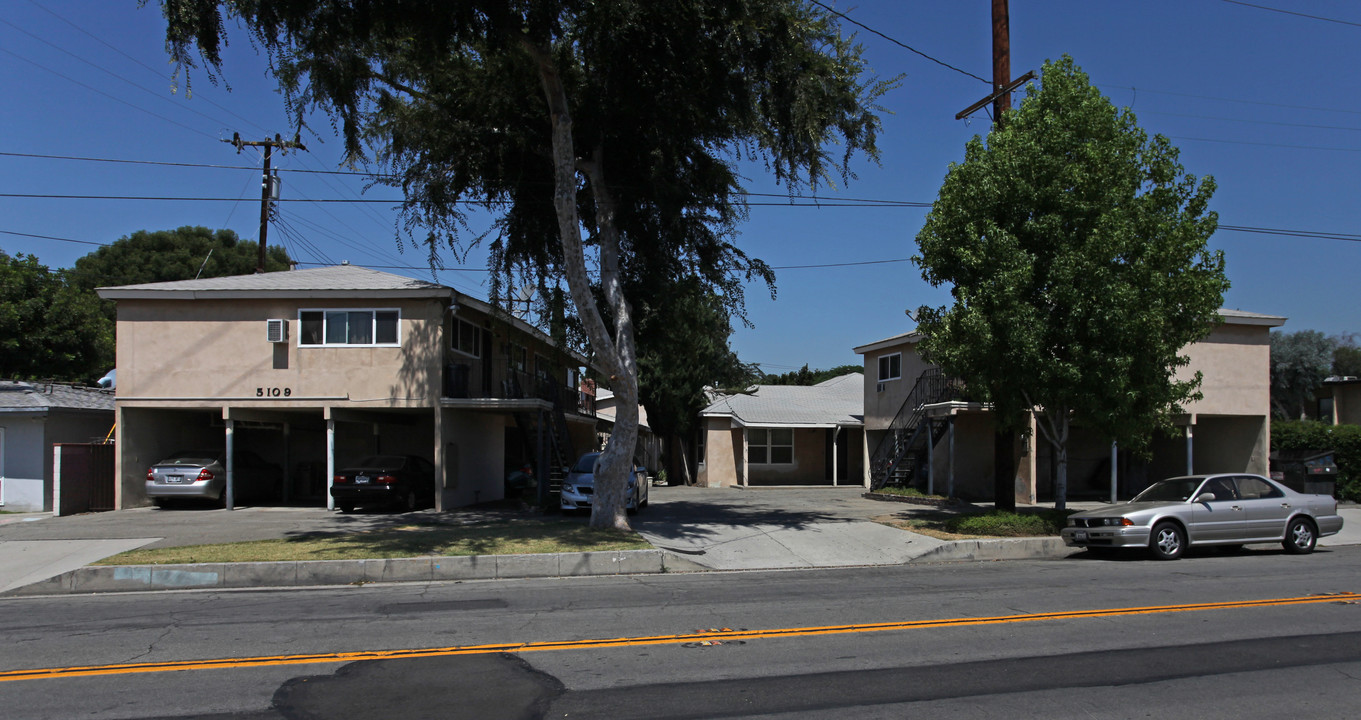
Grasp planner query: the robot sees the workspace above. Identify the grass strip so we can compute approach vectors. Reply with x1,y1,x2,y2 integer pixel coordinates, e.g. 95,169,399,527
95,521,650,565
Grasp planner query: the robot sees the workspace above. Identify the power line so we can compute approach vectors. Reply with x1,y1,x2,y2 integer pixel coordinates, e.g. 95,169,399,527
807,0,990,84
1220,0,1361,28
1100,84,1361,117
1169,136,1361,153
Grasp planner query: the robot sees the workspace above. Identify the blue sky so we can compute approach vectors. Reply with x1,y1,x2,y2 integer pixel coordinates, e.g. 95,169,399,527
3,1,1359,375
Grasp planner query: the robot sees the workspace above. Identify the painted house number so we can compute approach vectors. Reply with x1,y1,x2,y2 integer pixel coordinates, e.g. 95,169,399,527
256,387,292,397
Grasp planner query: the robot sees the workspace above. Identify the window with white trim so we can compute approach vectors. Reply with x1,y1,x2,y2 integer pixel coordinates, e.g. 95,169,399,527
453,317,483,358
299,309,400,347
748,428,793,465
878,352,902,382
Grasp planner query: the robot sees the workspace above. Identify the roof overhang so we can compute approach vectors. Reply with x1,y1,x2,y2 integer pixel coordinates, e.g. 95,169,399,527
96,288,454,301
853,332,921,356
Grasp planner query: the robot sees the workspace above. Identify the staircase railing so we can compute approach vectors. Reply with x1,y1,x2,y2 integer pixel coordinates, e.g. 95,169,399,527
868,368,961,490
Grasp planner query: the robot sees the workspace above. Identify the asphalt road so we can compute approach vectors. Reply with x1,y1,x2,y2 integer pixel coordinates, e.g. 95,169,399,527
1,546,1359,719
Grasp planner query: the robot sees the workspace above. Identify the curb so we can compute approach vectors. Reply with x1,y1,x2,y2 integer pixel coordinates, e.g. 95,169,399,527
908,536,1080,564
3,549,699,597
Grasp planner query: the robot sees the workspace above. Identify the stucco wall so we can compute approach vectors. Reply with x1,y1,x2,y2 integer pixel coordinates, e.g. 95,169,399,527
1179,323,1272,417
1333,384,1361,425
439,408,505,507
0,417,45,511
115,297,447,407
860,342,932,431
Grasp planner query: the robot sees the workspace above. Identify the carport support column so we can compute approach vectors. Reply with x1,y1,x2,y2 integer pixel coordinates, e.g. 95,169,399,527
1110,440,1118,504
926,422,935,496
1185,423,1194,476
225,418,235,511
948,418,956,500
832,427,840,486
326,418,336,511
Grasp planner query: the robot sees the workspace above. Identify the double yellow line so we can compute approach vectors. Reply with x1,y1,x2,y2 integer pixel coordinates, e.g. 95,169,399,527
2,592,1353,683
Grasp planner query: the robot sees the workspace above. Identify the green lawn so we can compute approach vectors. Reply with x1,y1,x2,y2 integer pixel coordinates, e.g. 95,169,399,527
96,520,651,565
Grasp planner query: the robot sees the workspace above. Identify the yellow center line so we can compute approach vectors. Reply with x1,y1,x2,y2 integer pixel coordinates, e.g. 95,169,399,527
1,592,1353,683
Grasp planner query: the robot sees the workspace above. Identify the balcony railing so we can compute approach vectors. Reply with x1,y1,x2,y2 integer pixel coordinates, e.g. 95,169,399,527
444,362,596,417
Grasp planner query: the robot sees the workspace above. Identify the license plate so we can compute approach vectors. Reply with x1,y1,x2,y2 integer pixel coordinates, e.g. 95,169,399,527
1075,530,1088,541
355,476,370,485
165,475,183,484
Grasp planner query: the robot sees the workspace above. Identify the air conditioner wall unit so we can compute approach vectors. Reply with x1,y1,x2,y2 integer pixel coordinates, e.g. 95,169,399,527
266,318,289,343
876,382,885,393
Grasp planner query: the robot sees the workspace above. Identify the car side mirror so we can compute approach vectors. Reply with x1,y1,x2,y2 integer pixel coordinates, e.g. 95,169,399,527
1195,492,1216,503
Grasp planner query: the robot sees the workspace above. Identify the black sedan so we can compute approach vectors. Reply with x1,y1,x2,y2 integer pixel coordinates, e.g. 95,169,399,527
330,455,436,513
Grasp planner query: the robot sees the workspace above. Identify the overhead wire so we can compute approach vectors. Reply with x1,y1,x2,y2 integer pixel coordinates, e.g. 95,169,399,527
806,0,990,84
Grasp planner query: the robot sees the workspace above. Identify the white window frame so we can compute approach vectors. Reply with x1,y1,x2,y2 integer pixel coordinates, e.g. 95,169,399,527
452,317,483,358
298,308,401,348
748,427,794,465
878,352,902,382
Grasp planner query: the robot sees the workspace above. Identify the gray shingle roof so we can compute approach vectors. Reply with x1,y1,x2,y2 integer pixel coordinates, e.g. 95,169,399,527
96,264,452,299
0,381,115,413
701,373,863,427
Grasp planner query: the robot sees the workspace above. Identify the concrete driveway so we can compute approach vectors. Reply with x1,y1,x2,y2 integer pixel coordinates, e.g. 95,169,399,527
631,485,947,570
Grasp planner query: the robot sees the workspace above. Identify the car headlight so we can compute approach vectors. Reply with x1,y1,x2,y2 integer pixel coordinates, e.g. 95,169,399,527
562,485,575,494
1102,517,1134,527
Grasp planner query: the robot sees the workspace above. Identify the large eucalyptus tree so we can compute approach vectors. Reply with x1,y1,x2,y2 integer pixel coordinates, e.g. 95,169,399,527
160,0,892,528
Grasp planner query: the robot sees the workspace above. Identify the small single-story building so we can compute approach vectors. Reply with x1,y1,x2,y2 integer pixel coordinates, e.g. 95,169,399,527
854,310,1285,503
97,264,604,511
697,373,865,487
0,381,115,512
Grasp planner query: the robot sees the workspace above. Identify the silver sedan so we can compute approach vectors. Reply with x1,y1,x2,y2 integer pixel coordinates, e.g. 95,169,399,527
1060,473,1344,560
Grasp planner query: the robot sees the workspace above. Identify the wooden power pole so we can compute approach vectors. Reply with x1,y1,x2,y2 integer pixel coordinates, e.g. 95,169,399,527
223,133,307,272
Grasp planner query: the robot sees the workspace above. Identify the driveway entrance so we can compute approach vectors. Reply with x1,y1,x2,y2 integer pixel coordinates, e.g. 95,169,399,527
630,485,944,570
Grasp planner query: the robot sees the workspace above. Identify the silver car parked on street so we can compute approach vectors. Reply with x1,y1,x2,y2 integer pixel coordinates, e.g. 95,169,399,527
1061,473,1343,560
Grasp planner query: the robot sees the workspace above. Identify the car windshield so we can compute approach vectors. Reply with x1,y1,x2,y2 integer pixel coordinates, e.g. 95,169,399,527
353,455,406,468
571,454,599,474
1132,478,1206,503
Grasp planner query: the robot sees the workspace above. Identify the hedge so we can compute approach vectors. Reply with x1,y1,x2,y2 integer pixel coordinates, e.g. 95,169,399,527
1271,420,1361,502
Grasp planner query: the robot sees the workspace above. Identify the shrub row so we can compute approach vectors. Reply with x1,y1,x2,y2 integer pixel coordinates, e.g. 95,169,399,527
1271,420,1361,502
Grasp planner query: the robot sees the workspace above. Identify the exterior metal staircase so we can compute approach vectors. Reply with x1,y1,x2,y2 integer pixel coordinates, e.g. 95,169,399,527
869,368,962,491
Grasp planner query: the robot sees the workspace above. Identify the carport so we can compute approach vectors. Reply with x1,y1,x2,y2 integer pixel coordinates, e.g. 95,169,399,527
117,404,437,510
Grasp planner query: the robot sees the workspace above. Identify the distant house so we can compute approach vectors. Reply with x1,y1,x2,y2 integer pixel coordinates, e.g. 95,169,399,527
96,264,604,511
1320,377,1361,425
854,310,1285,503
697,374,864,487
0,381,114,512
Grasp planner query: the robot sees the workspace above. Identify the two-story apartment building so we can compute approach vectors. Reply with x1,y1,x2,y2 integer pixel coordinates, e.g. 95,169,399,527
854,309,1285,504
97,264,599,511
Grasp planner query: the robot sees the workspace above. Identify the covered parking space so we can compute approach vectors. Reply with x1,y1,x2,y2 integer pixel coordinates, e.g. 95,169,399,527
115,403,439,511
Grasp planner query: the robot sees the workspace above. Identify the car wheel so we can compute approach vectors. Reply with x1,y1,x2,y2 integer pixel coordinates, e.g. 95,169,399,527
338,502,355,514
1283,517,1317,554
1149,522,1186,561
399,490,417,513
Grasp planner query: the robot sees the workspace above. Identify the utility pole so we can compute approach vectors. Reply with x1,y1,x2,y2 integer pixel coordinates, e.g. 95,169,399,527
953,0,1034,512
223,133,307,272
955,1,1034,125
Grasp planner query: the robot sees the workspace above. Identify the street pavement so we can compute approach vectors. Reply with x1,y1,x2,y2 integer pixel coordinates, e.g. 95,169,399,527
2,485,1358,595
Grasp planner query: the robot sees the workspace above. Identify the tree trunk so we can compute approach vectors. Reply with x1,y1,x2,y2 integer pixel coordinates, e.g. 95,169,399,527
527,42,635,531
993,427,1016,512
1053,416,1070,511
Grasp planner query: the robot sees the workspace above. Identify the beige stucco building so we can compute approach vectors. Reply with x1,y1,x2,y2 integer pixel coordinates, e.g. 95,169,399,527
97,264,600,511
696,374,865,487
853,309,1285,504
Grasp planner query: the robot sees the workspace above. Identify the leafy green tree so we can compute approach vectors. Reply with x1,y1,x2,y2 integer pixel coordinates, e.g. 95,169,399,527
161,0,892,529
1332,333,1361,378
1271,330,1335,420
634,278,760,485
69,226,291,301
763,364,861,386
0,250,112,382
912,57,1229,510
